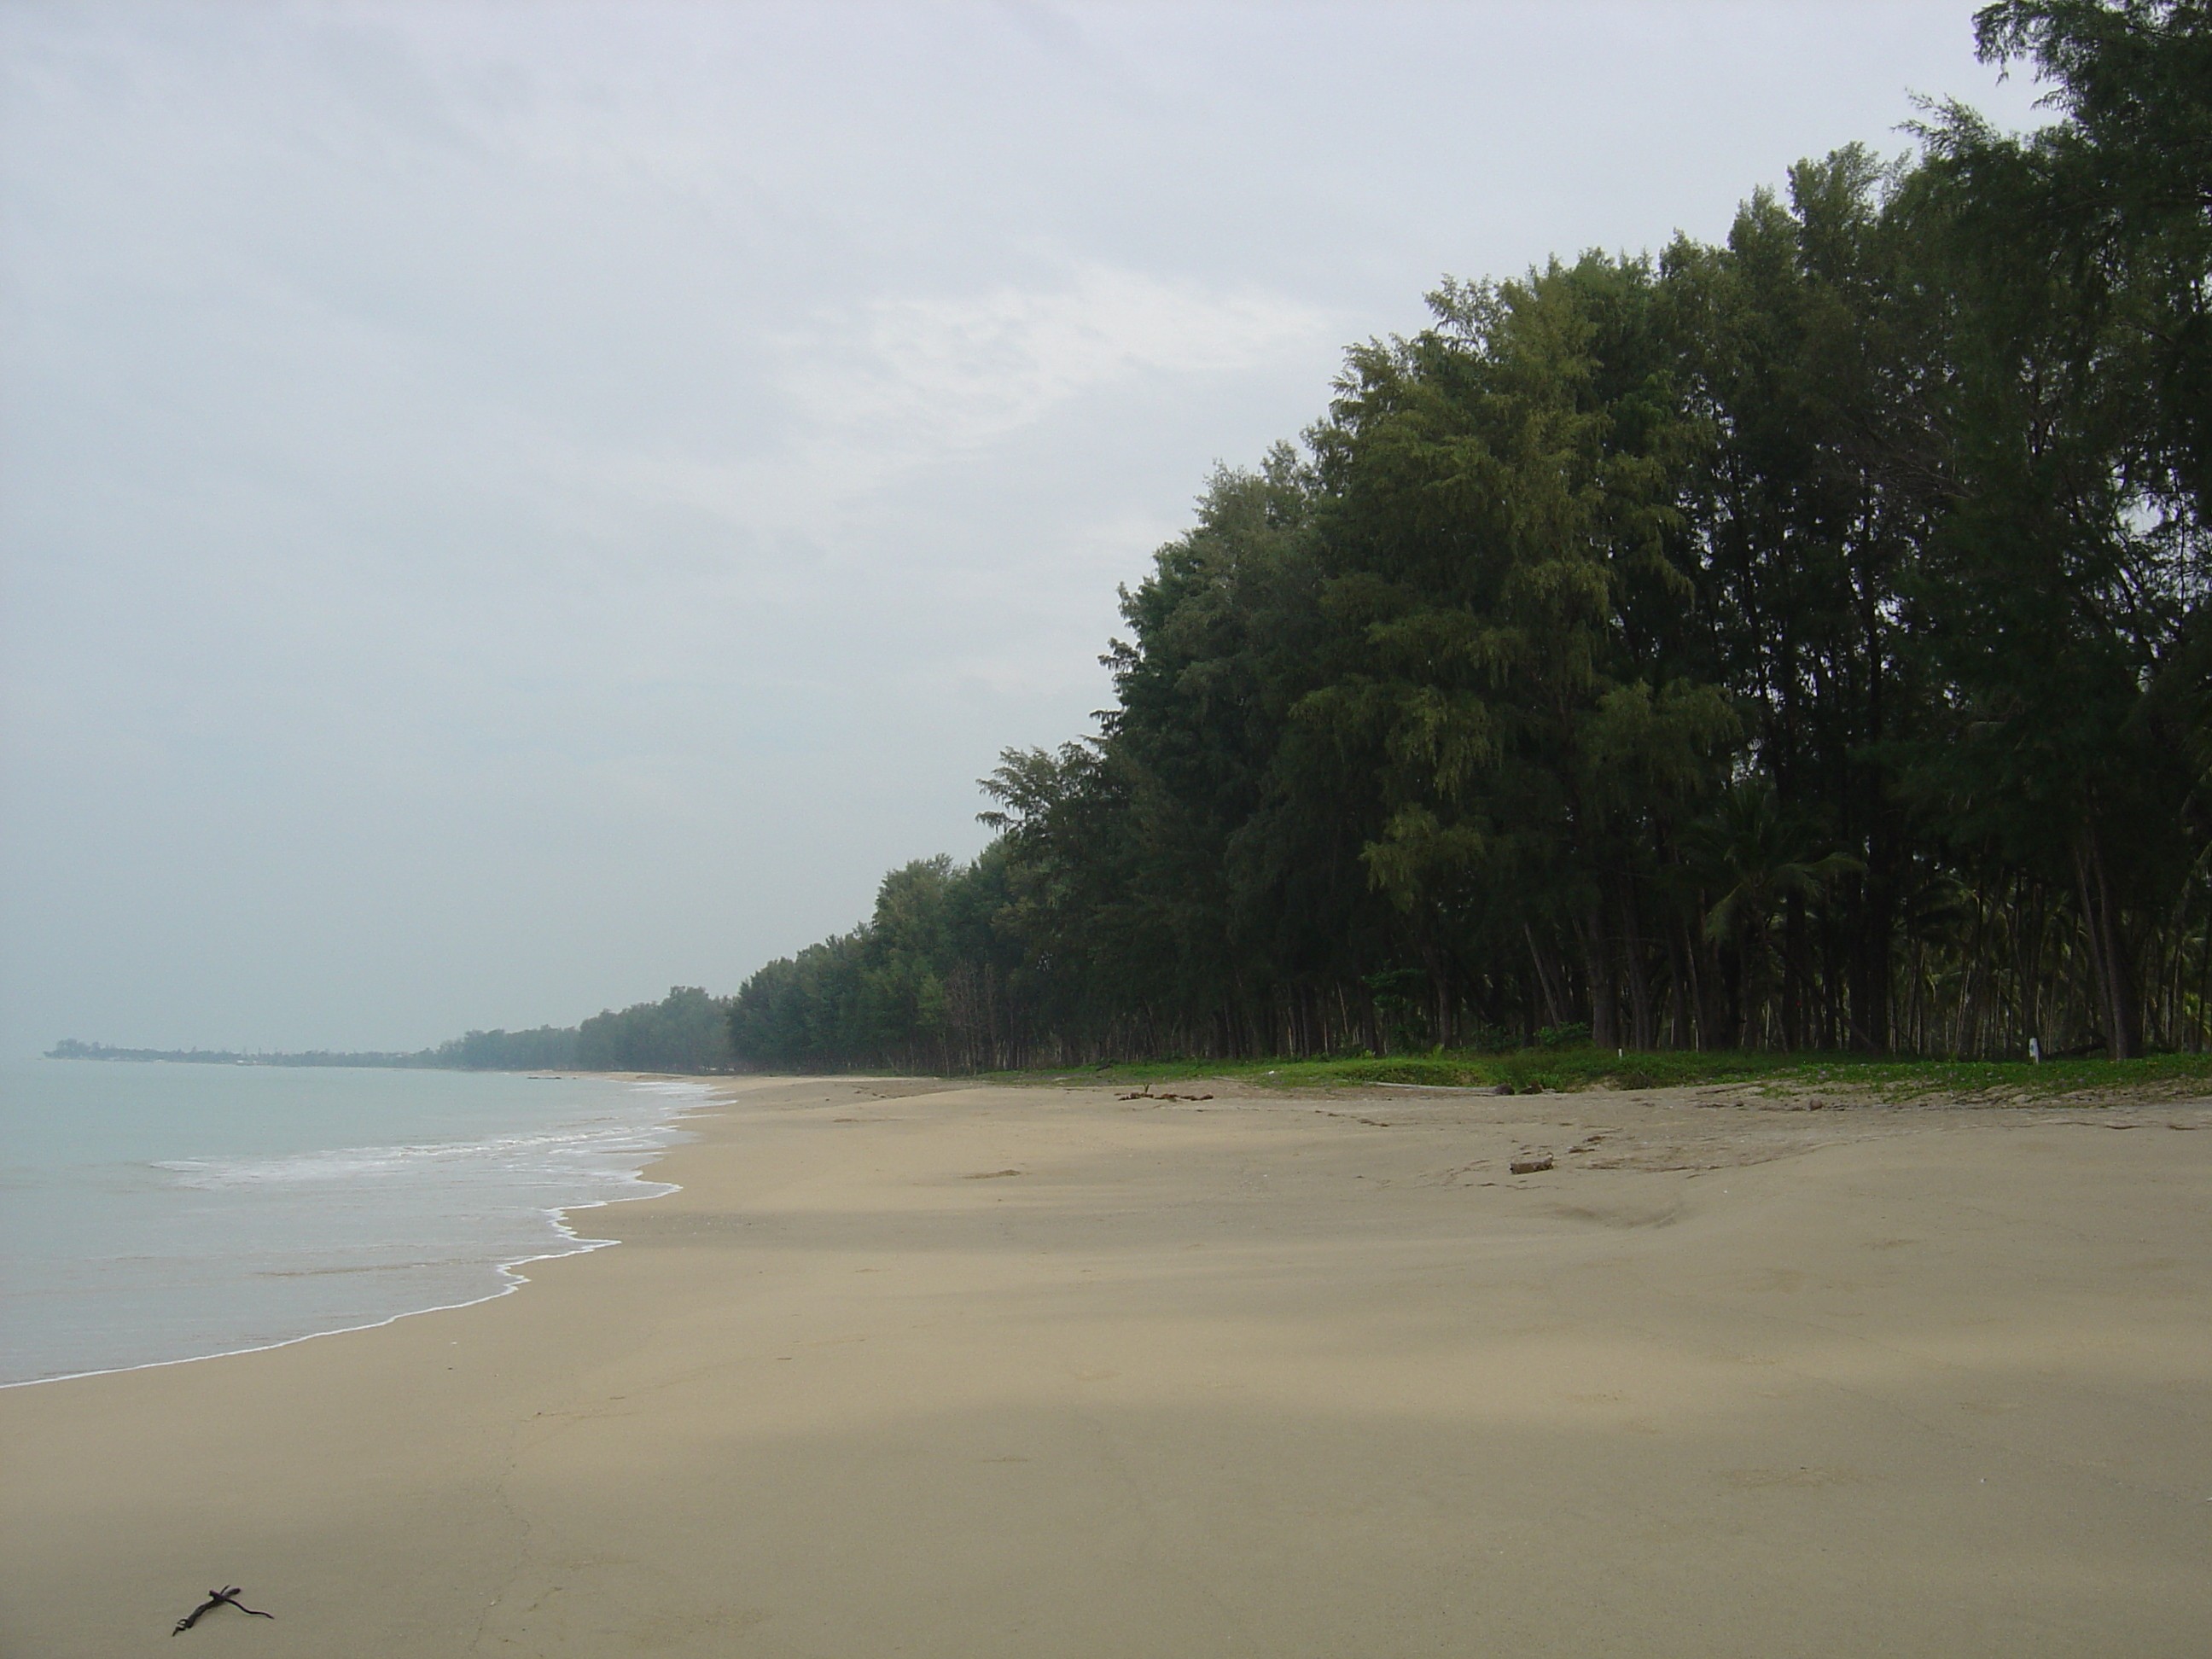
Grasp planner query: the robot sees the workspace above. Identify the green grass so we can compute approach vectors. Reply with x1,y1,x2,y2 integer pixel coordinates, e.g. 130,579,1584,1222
981,1046,2212,1103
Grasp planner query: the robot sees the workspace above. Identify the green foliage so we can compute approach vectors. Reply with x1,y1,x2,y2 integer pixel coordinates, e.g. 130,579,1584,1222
428,1027,581,1070
576,987,733,1074
726,1,2210,1075
728,854,1031,1072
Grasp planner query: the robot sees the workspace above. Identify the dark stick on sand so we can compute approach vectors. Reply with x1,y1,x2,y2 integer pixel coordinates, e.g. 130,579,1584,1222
172,1586,274,1634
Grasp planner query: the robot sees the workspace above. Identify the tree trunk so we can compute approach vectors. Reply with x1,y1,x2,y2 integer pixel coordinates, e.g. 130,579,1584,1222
1580,904,1621,1049
1525,926,1569,1031
1663,917,1697,1048
1781,890,1807,1051
2073,826,2142,1059
1845,870,1894,1053
1618,886,1656,1050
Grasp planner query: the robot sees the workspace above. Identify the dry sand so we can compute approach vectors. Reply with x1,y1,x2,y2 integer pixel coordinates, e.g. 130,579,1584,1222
3,1074,2208,1657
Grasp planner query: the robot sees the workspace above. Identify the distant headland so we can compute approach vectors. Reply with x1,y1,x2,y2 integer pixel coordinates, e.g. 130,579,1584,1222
44,986,735,1074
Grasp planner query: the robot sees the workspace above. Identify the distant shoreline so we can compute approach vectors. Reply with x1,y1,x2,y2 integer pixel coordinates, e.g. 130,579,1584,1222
45,1039,457,1068
44,986,739,1074
42,1040,736,1074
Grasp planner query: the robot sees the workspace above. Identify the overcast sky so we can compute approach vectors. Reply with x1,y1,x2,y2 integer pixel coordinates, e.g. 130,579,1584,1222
0,0,2046,1056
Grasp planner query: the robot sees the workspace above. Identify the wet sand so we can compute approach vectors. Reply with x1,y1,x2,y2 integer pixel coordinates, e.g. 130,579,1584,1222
3,1074,2207,1656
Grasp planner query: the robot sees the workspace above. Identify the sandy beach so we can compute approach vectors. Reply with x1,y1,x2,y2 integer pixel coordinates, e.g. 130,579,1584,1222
3,1074,2207,1656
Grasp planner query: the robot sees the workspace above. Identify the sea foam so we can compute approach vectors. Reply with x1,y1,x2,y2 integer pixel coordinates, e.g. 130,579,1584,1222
0,1063,713,1387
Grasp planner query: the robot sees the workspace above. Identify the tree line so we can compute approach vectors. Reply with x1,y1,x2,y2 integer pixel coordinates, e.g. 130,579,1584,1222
49,987,736,1074
728,2,2211,1074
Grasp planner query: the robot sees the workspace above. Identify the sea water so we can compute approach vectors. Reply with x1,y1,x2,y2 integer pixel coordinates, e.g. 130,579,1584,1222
0,1059,708,1387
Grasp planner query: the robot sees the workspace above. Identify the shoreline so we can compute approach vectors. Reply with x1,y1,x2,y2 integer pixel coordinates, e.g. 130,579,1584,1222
0,1070,720,1392
0,1145,687,1394
3,1075,2207,1656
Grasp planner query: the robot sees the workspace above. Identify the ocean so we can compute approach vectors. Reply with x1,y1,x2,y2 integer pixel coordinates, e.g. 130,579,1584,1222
0,1059,709,1388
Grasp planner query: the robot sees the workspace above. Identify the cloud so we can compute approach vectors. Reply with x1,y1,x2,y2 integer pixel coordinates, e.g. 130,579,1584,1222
581,263,1333,544
783,265,1334,469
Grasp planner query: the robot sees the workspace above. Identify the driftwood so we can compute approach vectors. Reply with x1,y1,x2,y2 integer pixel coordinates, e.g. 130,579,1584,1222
172,1586,273,1634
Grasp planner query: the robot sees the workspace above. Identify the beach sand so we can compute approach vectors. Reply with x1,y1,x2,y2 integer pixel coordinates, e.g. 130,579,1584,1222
3,1074,2207,1657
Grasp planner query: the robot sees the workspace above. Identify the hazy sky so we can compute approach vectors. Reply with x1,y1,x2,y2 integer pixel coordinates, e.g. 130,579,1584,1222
0,0,2046,1056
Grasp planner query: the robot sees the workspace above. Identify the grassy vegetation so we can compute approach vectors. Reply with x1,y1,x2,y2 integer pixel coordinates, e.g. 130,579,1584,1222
983,1047,2212,1103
